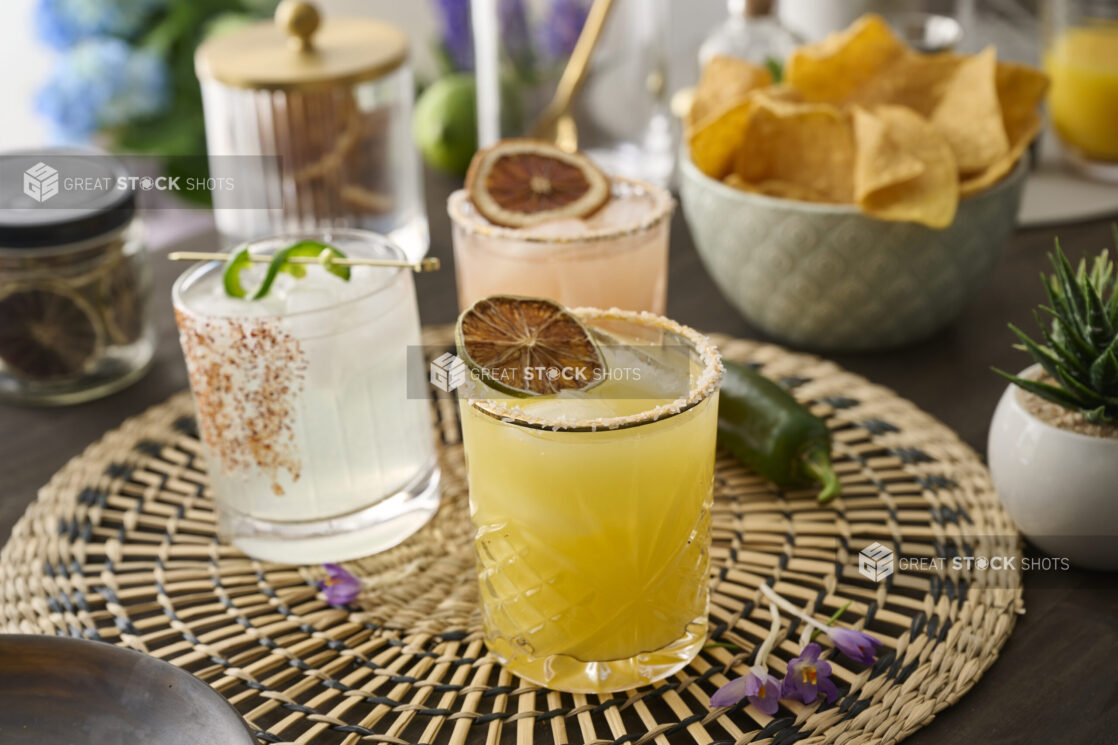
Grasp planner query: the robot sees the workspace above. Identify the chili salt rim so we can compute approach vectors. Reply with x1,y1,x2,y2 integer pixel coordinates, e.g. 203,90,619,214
466,307,723,432
447,177,675,245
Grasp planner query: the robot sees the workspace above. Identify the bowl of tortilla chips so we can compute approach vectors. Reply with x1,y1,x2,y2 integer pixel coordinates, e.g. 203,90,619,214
680,15,1048,351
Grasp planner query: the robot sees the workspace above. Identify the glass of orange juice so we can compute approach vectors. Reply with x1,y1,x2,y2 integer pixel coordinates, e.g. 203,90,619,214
1044,0,1118,180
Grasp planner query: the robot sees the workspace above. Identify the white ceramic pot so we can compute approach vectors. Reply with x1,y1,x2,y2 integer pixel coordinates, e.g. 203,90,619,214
988,364,1118,570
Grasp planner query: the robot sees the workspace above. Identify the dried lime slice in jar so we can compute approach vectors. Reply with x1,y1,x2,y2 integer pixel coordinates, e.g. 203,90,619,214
0,285,103,380
222,240,351,300
455,295,607,397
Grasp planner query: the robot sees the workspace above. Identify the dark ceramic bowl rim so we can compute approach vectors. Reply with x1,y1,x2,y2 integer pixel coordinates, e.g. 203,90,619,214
0,634,256,745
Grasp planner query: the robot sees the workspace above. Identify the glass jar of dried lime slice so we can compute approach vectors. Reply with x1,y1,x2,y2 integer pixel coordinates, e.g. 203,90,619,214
0,149,154,405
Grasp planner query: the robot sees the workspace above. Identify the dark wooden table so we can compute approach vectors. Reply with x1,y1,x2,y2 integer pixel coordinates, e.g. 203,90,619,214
2,169,1116,744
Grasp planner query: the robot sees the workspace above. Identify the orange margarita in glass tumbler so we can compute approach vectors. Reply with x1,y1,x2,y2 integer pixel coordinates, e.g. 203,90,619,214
448,142,673,313
456,297,721,692
1045,1,1118,178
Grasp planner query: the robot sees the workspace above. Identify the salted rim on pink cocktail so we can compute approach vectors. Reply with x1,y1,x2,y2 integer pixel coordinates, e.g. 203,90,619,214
447,177,675,244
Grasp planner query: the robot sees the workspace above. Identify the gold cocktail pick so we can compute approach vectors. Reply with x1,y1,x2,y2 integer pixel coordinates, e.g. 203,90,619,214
168,251,440,273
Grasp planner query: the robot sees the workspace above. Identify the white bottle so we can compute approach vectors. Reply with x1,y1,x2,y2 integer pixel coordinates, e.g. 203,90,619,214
698,0,801,68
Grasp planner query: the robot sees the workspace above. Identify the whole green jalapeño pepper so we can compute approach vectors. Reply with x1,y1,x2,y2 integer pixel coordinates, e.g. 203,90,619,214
717,360,841,504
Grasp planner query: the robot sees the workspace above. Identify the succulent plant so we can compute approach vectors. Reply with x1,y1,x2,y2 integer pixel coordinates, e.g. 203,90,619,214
995,234,1118,425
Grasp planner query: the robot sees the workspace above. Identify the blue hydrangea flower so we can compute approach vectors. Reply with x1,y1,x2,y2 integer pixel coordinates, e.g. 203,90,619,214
36,38,170,139
432,0,473,71
35,0,167,49
539,0,588,59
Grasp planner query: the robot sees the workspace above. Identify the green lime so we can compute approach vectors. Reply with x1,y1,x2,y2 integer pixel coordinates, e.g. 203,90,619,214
455,295,607,397
413,74,479,176
222,241,350,300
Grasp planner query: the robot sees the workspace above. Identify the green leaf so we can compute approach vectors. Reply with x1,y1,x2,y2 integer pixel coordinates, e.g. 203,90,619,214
1052,364,1106,406
1089,338,1118,393
993,368,1087,411
1082,269,1112,348
1036,308,1092,373
1051,240,1093,341
1082,405,1117,425
765,57,784,84
1041,268,1096,364
1088,249,1114,295
1009,323,1065,381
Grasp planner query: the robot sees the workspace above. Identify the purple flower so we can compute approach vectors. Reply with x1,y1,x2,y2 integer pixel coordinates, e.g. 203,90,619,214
500,0,532,67
710,666,781,715
827,627,882,665
432,0,473,71
540,0,589,59
319,563,361,606
781,643,839,705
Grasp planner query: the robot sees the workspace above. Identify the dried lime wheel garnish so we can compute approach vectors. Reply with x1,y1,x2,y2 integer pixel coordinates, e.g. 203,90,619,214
455,294,607,396
465,139,611,228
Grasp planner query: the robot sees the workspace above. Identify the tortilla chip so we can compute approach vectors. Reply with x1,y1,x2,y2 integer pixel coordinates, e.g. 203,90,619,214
960,113,1041,196
688,13,1049,216
689,98,755,179
931,47,1010,173
852,106,925,198
842,51,962,113
959,61,1048,196
786,14,907,103
688,55,772,130
853,105,958,228
996,60,1050,144
732,94,856,203
724,173,835,202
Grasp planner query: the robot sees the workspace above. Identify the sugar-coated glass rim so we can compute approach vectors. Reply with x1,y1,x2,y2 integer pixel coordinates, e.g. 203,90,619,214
171,228,407,321
447,177,675,245
466,308,724,433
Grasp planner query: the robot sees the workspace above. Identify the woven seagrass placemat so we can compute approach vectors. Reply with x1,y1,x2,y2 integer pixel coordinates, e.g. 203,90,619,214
0,328,1022,745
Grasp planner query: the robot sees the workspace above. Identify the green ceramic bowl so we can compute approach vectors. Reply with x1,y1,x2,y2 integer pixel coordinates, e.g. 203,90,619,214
680,154,1028,351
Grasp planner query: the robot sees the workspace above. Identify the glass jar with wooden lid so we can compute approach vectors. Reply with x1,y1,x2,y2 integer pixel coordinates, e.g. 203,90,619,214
195,0,428,260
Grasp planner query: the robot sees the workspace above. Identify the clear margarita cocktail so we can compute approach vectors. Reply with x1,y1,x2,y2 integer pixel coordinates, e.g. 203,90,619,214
172,229,438,564
449,177,673,313
458,307,722,692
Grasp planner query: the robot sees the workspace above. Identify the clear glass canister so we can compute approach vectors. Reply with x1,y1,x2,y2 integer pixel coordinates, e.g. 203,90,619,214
471,0,674,186
0,149,154,405
195,0,428,260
